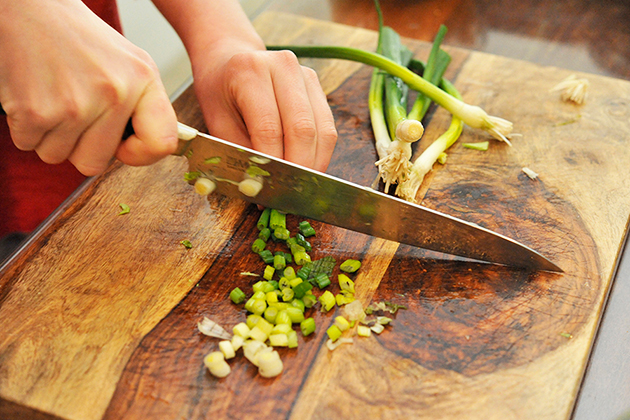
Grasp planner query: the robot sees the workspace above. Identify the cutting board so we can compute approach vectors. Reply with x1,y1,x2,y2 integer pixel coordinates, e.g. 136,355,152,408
1,12,629,420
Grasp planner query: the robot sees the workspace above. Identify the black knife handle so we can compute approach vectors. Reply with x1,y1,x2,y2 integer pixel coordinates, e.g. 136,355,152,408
0,102,135,140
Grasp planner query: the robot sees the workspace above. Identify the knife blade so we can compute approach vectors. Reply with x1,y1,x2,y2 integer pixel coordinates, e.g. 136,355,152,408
176,123,561,272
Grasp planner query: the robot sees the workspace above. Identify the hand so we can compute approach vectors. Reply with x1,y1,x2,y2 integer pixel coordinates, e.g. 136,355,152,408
0,0,178,176
191,43,338,172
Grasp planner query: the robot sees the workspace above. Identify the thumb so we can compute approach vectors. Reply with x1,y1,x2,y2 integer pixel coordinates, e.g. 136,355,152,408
116,82,178,166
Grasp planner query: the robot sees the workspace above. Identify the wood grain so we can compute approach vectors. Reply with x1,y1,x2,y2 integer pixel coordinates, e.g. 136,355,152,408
1,10,629,420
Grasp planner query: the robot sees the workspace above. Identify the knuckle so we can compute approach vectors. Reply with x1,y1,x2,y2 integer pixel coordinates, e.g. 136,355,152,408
252,118,283,146
288,116,317,142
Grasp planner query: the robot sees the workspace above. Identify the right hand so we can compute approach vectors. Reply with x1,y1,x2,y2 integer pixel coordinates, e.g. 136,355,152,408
0,0,178,176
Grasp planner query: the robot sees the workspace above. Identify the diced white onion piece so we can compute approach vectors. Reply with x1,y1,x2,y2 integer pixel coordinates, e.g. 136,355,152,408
522,167,539,180
326,337,354,351
238,178,264,197
198,317,232,339
194,178,216,196
177,122,199,140
219,340,236,359
204,351,231,378
370,323,385,334
257,350,283,378
357,325,372,337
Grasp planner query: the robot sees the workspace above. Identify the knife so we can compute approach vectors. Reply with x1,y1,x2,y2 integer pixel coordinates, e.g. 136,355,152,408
175,123,561,272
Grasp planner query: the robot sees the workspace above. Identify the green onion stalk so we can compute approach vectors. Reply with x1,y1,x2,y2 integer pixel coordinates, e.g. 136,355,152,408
265,45,513,144
374,26,424,192
397,78,464,202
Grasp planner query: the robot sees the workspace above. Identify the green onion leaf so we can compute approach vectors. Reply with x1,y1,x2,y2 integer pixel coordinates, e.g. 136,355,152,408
118,203,130,215
463,141,490,151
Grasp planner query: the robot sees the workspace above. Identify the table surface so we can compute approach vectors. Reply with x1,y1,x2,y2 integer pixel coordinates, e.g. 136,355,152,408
1,1,628,419
249,1,630,419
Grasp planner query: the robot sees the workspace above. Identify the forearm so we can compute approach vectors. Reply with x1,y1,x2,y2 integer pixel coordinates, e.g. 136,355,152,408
151,0,265,61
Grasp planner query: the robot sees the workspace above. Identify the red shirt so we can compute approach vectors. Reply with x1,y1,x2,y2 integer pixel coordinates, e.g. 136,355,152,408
0,1,122,237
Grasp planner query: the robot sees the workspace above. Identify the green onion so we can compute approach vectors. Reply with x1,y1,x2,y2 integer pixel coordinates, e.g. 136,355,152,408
264,306,279,324
244,298,267,316
281,287,294,302
258,227,271,242
258,249,274,264
285,307,305,323
290,298,306,312
269,209,286,230
252,238,266,253
181,240,193,249
287,330,299,348
118,203,130,215
268,333,289,347
300,318,316,336
274,227,290,241
257,208,271,230
265,45,513,143
273,253,286,270
463,141,490,151
295,233,312,251
283,266,296,280
298,221,316,237
312,272,331,289
275,310,292,325
246,314,262,329
292,280,313,298
319,290,336,311
338,274,355,293
326,324,342,342
263,265,275,281
294,251,311,265
398,78,464,202
339,259,361,273
334,316,351,332
230,287,246,304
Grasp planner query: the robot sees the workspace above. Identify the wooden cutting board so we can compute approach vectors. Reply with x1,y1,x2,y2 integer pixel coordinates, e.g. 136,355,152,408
1,12,629,420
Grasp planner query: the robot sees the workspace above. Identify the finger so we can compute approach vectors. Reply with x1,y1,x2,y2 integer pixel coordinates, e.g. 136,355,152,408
228,53,284,160
301,67,338,172
115,81,178,166
35,121,86,165
67,108,128,176
269,51,318,168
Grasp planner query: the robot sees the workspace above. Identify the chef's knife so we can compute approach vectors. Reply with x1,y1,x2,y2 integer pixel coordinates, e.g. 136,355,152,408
175,123,561,272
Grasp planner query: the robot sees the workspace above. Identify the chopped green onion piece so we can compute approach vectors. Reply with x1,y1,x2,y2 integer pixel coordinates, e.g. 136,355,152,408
251,291,266,300
246,314,263,329
258,227,271,242
302,293,317,309
281,287,294,302
269,209,286,230
338,274,355,293
290,298,305,313
230,287,246,304
257,208,271,230
334,316,350,332
274,227,290,241
313,273,331,289
264,306,279,324
181,240,193,249
295,233,312,251
285,307,305,323
326,325,342,342
263,265,275,281
437,152,448,164
249,325,269,342
265,291,279,304
118,203,130,215
340,259,361,273
273,253,287,270
305,256,336,280
287,330,299,348
246,165,270,178
463,141,489,151
268,333,289,347
244,298,267,316
275,310,292,325
271,323,292,335
278,277,290,289
268,280,279,290
184,171,200,182
233,322,250,338
319,290,336,312
252,238,266,253
292,280,313,299
294,251,311,266
357,325,372,337
258,249,274,264
298,220,316,237
296,265,312,281
283,266,296,280
300,318,316,336
289,277,303,288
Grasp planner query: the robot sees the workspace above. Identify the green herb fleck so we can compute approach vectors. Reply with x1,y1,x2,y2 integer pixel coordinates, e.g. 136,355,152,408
246,165,271,177
181,240,193,249
118,203,130,215
184,171,201,182
560,332,573,339
463,141,489,151
204,157,221,164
